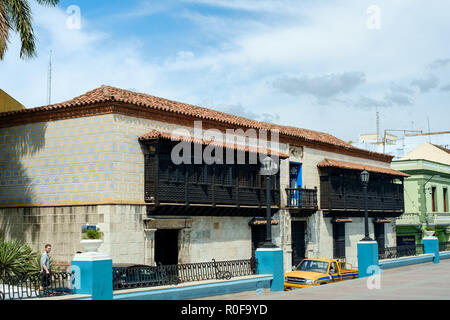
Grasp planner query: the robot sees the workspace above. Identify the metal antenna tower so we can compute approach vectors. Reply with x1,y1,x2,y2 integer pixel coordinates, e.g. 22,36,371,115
376,108,380,143
47,50,52,105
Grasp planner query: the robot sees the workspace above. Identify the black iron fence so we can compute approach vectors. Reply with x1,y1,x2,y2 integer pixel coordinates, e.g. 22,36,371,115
113,257,258,291
0,272,74,300
439,242,450,252
378,244,424,260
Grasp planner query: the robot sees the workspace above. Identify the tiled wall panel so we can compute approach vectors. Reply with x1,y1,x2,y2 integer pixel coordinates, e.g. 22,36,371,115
0,115,117,206
0,113,289,206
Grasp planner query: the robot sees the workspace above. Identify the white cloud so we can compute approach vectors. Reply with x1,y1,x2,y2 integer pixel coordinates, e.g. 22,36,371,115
410,75,439,93
1,0,450,143
428,58,450,70
272,72,366,99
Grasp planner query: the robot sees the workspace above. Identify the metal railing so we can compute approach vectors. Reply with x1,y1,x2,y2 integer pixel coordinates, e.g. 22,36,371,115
378,244,424,260
285,187,318,209
113,257,258,291
439,242,450,252
0,272,74,300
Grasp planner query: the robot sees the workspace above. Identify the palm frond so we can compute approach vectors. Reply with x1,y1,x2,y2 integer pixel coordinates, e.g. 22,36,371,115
35,0,60,6
0,0,11,59
6,0,36,59
0,0,59,60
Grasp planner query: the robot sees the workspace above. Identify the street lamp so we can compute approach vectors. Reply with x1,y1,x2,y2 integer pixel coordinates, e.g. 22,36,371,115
360,169,373,241
260,156,279,248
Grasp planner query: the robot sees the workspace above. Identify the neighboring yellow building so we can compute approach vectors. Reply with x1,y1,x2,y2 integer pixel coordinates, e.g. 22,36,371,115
0,89,25,112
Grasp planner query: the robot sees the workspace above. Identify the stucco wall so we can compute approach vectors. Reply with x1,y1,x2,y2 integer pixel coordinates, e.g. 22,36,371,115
312,214,395,266
0,205,104,264
189,216,253,262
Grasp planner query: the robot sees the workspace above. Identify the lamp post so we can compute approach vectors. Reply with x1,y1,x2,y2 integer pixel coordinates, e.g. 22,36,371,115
260,156,278,248
360,169,372,241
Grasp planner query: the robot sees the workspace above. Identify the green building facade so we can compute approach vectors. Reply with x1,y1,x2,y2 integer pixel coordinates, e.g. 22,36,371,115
392,148,450,245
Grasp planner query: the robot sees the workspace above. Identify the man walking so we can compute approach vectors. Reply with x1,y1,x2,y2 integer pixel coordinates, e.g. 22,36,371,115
40,244,52,293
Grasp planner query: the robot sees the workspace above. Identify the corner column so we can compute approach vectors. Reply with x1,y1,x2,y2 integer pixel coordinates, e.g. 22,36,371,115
357,241,379,278
144,228,157,266
423,236,440,264
255,248,284,292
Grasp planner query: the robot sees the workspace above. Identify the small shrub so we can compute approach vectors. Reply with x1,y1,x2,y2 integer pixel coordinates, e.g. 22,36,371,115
0,240,39,277
83,228,103,240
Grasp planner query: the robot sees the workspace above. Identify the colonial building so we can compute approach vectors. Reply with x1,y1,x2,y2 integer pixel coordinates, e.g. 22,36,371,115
0,86,407,269
392,142,450,245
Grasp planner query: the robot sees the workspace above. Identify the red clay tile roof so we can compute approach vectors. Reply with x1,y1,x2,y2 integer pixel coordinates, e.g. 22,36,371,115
139,129,289,158
317,158,410,177
0,85,391,161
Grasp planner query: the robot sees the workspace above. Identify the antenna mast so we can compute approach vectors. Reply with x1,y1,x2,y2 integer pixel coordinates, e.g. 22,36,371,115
376,108,380,143
47,50,52,105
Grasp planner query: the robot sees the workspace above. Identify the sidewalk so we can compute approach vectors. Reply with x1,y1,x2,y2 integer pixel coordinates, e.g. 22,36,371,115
197,259,450,300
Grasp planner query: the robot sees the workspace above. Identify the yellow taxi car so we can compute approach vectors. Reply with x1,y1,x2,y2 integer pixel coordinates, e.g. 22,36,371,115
284,258,358,290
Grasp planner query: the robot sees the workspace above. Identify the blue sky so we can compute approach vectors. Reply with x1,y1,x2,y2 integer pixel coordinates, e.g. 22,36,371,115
0,0,449,146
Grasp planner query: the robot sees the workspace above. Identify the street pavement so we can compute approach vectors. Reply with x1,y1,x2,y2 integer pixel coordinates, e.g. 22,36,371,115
198,259,450,300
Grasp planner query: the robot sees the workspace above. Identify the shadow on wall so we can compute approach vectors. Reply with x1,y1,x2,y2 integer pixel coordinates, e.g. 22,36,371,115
0,122,47,243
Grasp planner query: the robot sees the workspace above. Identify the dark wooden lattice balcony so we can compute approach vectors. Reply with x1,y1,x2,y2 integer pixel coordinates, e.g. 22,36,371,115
143,140,281,216
319,166,406,217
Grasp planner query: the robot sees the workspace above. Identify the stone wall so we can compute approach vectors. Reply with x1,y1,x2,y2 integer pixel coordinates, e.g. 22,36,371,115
0,204,259,266
97,205,146,265
0,205,104,265
189,216,253,262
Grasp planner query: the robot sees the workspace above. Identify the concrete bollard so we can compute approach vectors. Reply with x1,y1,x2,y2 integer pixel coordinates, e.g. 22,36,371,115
255,248,284,292
423,236,440,264
71,251,113,300
357,241,379,278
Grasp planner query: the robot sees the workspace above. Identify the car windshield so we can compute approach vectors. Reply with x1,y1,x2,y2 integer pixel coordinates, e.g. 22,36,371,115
296,260,329,273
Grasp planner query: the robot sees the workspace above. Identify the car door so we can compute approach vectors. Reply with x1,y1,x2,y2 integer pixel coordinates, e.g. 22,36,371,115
329,262,340,282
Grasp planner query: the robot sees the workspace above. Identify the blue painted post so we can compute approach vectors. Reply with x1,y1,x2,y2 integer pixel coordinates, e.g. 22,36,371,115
357,241,379,278
423,236,439,264
71,251,113,300
255,248,284,292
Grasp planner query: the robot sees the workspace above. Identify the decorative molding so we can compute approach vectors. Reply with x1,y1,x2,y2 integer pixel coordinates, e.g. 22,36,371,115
143,218,193,230
0,201,147,209
289,146,303,159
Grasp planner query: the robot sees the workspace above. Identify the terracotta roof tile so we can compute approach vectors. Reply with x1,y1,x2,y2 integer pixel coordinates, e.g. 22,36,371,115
139,129,289,158
317,158,410,177
0,86,391,161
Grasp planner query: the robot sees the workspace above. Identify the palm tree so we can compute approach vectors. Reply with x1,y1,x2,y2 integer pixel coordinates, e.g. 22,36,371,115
0,0,60,60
